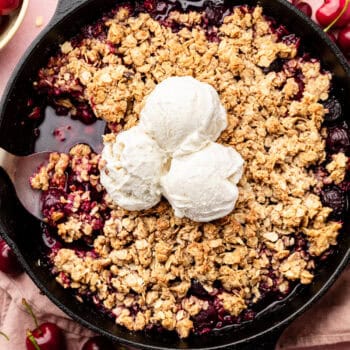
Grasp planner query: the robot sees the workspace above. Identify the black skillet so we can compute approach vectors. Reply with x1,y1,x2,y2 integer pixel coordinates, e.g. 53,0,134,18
0,0,350,349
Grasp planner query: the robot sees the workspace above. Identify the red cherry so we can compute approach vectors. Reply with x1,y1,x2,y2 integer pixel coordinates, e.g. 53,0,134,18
295,1,312,17
337,25,350,54
327,30,338,42
0,239,22,276
23,299,66,350
0,0,21,15
82,336,115,350
143,0,155,11
26,323,66,350
316,0,350,29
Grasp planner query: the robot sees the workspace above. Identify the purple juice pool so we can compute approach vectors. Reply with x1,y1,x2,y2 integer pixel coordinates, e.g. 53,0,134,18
34,106,106,154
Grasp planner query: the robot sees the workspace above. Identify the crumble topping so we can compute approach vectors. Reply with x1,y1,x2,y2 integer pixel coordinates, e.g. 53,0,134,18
326,152,348,184
31,5,348,338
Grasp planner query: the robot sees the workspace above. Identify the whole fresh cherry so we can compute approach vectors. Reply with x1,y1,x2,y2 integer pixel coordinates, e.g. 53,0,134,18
0,0,21,15
0,239,22,276
82,336,115,350
337,25,350,55
327,30,338,42
26,323,66,350
23,299,66,350
316,0,350,29
295,1,312,18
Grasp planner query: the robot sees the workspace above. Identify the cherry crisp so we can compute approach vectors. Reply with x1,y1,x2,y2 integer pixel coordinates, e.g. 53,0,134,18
29,1,350,338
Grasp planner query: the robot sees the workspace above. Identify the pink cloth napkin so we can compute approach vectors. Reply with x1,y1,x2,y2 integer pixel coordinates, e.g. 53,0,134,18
1,1,350,349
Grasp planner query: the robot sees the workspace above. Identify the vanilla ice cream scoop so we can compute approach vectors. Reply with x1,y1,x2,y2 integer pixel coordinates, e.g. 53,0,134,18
161,142,244,222
100,126,167,211
100,76,244,221
140,76,227,156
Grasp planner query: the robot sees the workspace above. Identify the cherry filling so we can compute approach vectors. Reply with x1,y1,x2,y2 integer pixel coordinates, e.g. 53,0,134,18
41,188,67,223
188,279,212,300
293,69,305,100
326,122,350,155
321,185,349,221
323,95,343,125
187,280,260,334
205,3,230,25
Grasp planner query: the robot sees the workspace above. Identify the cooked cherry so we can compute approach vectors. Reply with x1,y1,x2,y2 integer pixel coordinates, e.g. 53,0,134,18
28,107,42,120
41,188,66,218
326,124,350,154
143,0,155,12
323,95,343,125
82,336,114,350
282,34,300,48
204,4,227,26
55,105,69,116
293,70,305,100
339,180,350,191
275,25,289,39
242,309,256,321
81,21,107,41
192,304,217,328
321,185,349,220
0,239,22,276
188,280,211,299
42,188,65,208
295,236,307,249
75,104,97,125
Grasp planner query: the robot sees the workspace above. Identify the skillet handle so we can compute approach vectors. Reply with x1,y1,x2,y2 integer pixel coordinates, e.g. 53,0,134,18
53,0,88,23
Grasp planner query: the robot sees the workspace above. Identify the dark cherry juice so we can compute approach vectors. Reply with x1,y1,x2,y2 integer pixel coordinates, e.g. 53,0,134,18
34,106,106,154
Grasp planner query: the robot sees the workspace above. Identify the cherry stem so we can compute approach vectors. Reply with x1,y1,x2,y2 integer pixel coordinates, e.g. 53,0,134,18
0,331,9,341
324,0,350,32
22,298,39,329
27,331,41,350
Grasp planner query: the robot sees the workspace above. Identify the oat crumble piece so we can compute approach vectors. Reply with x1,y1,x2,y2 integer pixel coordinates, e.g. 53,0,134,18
326,152,348,184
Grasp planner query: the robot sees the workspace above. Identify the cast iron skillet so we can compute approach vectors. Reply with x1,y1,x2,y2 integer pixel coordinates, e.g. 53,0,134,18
0,0,350,349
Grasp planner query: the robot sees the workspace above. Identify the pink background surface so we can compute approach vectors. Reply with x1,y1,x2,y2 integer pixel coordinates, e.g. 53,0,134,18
1,1,350,349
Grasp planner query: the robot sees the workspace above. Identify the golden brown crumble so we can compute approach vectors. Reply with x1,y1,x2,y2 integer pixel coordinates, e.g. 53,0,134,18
31,6,347,338
326,152,348,184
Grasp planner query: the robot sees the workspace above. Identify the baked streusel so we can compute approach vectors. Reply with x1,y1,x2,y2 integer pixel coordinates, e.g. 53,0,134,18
30,3,349,338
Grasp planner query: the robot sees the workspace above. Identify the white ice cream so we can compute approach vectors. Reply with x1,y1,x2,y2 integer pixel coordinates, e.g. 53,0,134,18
140,76,227,156
100,76,244,220
161,142,244,222
100,126,167,211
